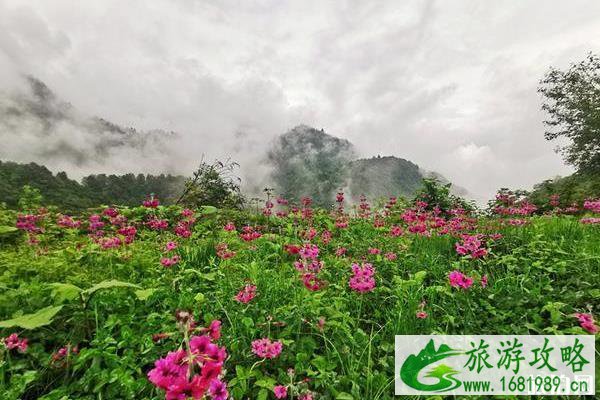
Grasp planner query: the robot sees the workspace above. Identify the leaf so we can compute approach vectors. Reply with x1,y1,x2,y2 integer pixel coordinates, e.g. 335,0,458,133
134,288,156,301
83,280,141,296
201,205,218,215
48,283,82,303
0,305,63,329
257,389,269,400
336,393,354,400
254,377,276,389
194,292,205,304
0,226,18,235
413,270,427,283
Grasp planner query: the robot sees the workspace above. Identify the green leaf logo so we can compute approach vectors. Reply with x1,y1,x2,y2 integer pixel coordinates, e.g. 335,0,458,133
400,339,463,392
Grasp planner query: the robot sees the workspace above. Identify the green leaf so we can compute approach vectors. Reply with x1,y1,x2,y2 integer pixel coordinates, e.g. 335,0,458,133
0,226,18,235
194,292,206,304
0,305,63,329
83,280,141,296
134,288,156,301
201,205,218,215
257,389,269,400
48,283,82,303
255,377,276,389
336,393,354,400
413,270,427,283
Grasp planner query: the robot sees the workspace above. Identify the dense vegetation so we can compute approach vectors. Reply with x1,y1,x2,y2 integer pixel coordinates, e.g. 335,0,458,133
0,185,598,399
0,160,184,210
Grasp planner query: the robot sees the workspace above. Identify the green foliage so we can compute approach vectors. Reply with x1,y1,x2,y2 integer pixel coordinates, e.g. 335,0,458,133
0,160,185,210
178,160,244,209
268,125,356,207
0,201,598,399
528,171,600,209
0,306,63,329
539,53,600,173
414,178,474,214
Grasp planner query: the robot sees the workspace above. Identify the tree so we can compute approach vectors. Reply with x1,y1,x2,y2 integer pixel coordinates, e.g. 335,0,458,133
177,159,244,209
538,53,600,173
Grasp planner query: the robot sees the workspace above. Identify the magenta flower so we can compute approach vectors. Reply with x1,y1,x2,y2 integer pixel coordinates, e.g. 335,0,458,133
348,263,376,293
448,270,474,289
274,385,288,399
234,284,257,304
251,338,283,359
575,313,598,334
208,379,228,400
416,311,428,319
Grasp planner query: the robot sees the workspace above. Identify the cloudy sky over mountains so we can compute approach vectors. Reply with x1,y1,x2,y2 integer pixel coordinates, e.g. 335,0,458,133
1,0,600,200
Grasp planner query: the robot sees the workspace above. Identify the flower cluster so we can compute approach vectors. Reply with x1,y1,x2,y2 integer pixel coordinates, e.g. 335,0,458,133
234,284,257,303
580,217,600,225
143,196,160,208
16,213,43,233
147,319,228,400
240,226,262,242
216,243,236,259
448,270,474,289
455,234,488,259
251,338,283,359
3,333,28,353
57,215,81,229
348,263,376,293
574,313,598,334
583,199,600,213
51,344,79,367
161,255,181,268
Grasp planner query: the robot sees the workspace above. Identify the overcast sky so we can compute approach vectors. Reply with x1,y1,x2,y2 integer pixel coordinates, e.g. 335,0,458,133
1,0,600,200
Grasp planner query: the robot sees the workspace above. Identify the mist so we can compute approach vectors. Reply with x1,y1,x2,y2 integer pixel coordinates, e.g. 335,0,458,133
2,0,600,200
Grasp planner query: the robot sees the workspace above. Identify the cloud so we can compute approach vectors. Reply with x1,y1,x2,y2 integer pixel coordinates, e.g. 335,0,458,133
1,0,599,199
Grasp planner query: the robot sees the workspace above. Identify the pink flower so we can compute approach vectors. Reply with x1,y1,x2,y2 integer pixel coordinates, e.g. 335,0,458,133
207,320,221,341
161,255,180,268
389,225,403,237
251,338,283,359
234,284,257,303
368,248,381,255
165,241,178,251
208,379,228,400
575,313,598,334
147,350,188,390
481,274,488,288
274,385,288,399
335,247,347,257
448,270,474,289
223,222,236,231
302,273,323,291
385,252,397,261
4,333,28,353
299,244,319,260
416,311,428,319
348,263,376,293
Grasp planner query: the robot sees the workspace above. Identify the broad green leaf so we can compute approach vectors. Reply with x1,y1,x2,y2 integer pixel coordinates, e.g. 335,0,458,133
83,280,141,296
0,226,18,235
48,283,82,303
0,305,63,329
201,205,218,215
336,393,354,400
135,288,156,301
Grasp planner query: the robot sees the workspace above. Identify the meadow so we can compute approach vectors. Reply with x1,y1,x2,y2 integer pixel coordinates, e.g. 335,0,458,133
0,193,599,399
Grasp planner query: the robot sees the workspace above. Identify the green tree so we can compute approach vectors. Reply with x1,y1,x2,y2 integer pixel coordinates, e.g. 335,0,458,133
177,160,244,209
538,53,600,173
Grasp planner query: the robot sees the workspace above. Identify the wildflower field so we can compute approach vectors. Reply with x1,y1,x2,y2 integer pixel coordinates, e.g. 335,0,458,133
0,194,599,399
